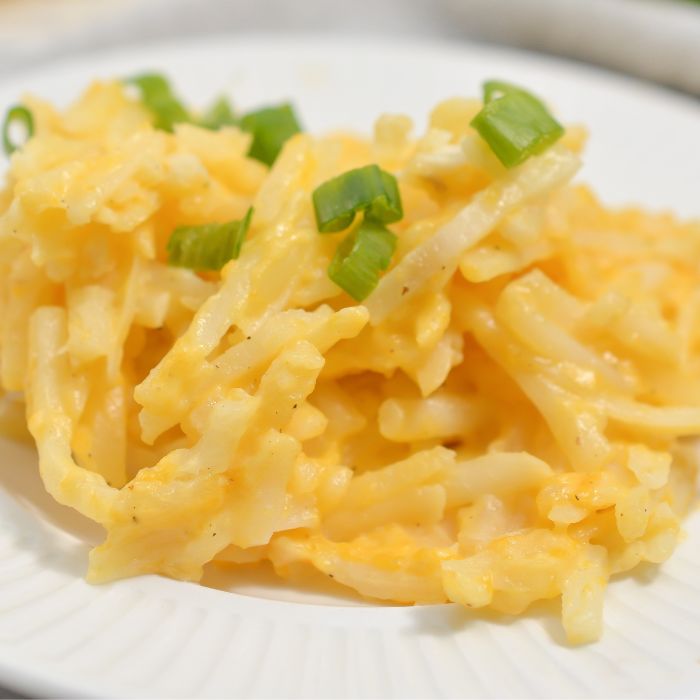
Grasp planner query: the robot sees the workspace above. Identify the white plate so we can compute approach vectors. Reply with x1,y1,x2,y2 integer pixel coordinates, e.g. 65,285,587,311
1,35,699,699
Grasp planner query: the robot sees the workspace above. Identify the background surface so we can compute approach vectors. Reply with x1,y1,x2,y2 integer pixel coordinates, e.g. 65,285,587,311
0,0,699,94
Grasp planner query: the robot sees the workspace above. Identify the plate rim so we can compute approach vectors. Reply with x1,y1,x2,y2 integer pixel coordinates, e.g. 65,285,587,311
1,30,699,112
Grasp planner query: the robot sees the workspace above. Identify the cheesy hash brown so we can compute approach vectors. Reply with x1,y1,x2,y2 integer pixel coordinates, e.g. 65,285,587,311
0,79,698,644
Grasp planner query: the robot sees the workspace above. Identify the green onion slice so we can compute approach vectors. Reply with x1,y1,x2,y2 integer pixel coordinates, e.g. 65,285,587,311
240,103,301,166
471,80,564,168
328,220,397,301
482,80,538,104
198,97,238,130
2,105,34,156
167,207,253,271
127,73,190,133
313,165,403,233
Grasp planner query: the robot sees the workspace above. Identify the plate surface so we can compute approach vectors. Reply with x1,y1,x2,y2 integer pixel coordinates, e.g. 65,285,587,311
0,35,699,699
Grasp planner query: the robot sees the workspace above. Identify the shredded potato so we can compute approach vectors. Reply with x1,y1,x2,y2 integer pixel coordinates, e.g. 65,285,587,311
1,81,698,645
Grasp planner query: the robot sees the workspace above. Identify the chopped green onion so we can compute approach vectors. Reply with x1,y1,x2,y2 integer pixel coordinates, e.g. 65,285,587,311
313,165,403,233
328,220,397,301
198,97,238,130
167,208,253,272
127,73,190,133
240,103,301,166
471,80,564,168
481,80,537,104
2,105,34,156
